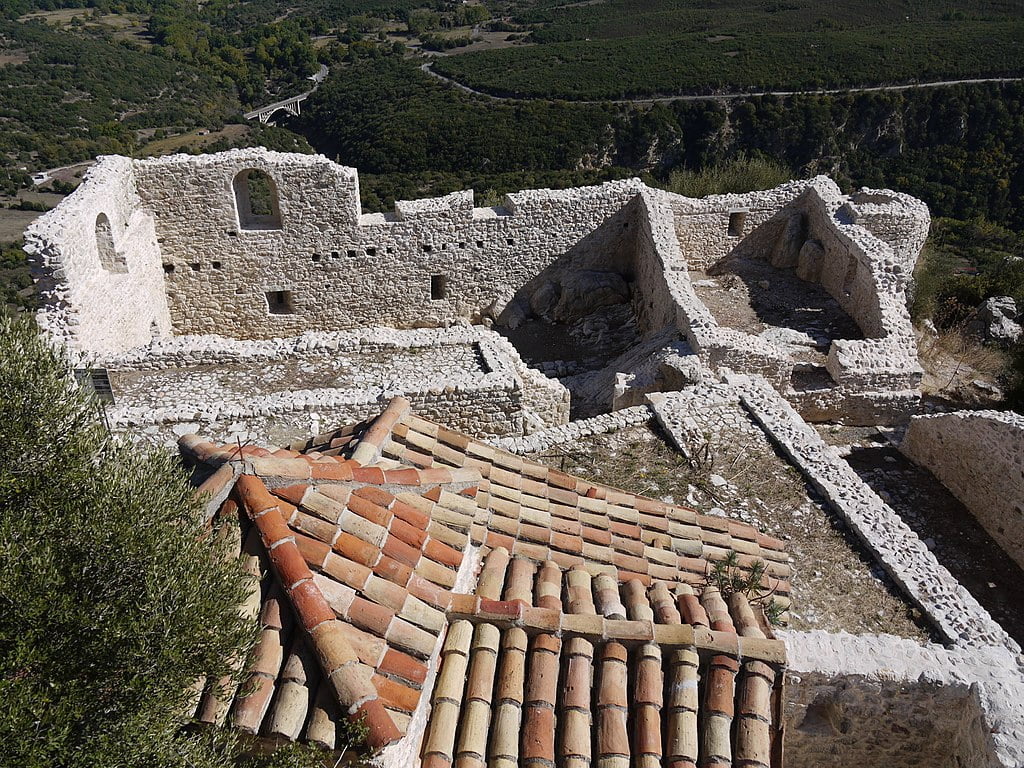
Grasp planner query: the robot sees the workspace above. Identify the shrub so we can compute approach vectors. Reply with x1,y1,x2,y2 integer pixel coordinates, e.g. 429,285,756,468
667,153,792,197
0,316,257,768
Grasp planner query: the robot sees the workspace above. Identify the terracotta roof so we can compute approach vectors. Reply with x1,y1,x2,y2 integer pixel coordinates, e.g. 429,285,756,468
180,396,791,762
422,547,784,768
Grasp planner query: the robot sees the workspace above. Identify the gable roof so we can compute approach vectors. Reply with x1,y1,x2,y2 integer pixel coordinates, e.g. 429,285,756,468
180,396,792,762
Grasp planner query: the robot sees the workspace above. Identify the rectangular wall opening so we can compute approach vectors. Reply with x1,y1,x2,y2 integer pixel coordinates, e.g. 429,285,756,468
431,275,447,301
266,290,295,315
728,210,748,237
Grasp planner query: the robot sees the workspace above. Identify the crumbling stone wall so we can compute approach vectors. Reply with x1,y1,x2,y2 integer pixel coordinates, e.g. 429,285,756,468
901,410,1024,571
783,631,1020,768
24,156,171,358
25,148,932,428
133,149,645,341
786,671,989,768
103,326,569,445
668,180,814,271
649,177,928,423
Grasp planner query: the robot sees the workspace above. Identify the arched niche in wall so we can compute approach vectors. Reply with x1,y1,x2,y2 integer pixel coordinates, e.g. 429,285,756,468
233,169,283,230
95,213,127,273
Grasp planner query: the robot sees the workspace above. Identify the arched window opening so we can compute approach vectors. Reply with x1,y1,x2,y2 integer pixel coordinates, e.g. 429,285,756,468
233,169,282,230
95,213,127,273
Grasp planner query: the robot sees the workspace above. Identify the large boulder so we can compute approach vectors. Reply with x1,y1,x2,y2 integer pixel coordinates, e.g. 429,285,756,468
967,296,1021,345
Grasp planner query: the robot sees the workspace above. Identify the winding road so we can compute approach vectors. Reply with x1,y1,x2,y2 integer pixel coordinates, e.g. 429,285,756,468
419,63,1024,105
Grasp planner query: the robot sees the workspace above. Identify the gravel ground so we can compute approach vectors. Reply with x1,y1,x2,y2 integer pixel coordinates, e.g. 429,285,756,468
530,419,934,641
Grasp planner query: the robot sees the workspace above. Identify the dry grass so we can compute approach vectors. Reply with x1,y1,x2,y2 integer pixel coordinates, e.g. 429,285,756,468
917,325,1009,404
0,51,30,67
138,124,250,157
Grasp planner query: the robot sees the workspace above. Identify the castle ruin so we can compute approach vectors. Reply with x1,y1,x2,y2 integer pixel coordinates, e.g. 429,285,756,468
23,149,1024,768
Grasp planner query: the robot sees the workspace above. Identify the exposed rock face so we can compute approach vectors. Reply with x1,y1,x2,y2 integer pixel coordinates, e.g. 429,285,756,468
967,296,1021,345
770,211,806,269
551,270,631,323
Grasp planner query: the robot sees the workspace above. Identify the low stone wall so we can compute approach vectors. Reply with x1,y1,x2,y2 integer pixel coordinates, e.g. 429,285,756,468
783,630,1022,768
687,373,1014,650
105,326,568,445
490,405,652,454
900,410,1024,571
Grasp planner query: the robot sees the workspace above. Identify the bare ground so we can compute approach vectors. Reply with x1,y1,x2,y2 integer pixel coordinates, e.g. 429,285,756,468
818,423,1024,647
529,420,934,641
138,124,251,157
691,258,861,368
0,192,67,243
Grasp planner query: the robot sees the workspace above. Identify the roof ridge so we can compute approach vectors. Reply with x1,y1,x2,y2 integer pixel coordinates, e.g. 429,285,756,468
235,474,402,750
351,396,413,466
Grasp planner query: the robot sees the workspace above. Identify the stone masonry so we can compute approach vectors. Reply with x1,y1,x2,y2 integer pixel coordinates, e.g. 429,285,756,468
900,410,1024,571
21,148,1024,766
26,148,932,432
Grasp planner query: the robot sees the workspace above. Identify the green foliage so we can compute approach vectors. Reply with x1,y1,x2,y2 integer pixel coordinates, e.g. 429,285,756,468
301,56,633,206
0,243,34,316
0,315,258,768
7,199,51,212
336,709,371,757
432,0,1024,100
245,171,275,216
667,153,792,197
0,19,241,171
420,33,472,51
406,9,440,35
706,551,783,626
912,217,1024,327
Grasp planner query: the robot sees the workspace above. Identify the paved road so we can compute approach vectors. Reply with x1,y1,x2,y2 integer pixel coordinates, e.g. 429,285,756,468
419,63,1024,105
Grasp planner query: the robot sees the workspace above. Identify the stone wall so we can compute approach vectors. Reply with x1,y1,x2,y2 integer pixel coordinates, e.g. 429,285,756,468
637,188,813,390
133,149,645,341
718,373,1015,650
783,631,1018,768
25,149,932,428
668,179,815,271
900,410,1024,571
105,326,568,446
652,178,928,424
24,156,171,358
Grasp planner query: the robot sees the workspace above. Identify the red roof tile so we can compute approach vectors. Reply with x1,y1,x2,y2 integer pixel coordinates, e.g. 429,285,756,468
180,396,792,761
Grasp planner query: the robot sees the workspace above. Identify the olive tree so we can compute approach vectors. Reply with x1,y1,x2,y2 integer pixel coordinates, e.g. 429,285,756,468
0,316,257,768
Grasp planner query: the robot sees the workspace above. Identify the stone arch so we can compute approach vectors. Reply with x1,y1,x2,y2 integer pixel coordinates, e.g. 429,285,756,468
233,169,282,230
95,213,127,273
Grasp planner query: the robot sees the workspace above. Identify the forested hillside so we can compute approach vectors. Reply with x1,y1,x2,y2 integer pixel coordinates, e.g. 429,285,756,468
0,19,240,179
433,0,1024,99
302,56,1024,233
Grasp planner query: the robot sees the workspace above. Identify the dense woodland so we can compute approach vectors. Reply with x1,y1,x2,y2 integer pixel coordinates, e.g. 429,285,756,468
302,56,1024,232
433,0,1024,99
